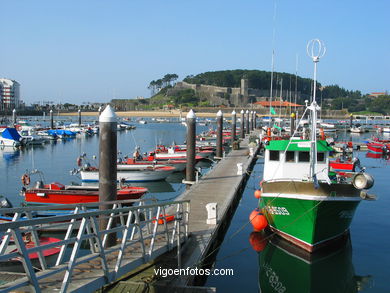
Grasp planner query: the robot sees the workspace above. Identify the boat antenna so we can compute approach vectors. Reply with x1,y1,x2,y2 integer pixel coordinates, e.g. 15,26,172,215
269,0,277,127
294,53,298,114
307,39,326,180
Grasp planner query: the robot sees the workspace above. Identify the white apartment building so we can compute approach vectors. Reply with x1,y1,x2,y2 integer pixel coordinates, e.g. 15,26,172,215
0,78,20,110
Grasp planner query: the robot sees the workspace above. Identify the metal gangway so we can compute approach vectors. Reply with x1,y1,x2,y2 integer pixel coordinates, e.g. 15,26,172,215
0,198,190,292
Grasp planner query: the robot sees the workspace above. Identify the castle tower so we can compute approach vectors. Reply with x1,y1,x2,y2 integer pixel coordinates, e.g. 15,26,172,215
240,78,249,106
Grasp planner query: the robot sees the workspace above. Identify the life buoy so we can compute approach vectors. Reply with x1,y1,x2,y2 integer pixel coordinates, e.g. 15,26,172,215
152,214,175,225
21,174,30,186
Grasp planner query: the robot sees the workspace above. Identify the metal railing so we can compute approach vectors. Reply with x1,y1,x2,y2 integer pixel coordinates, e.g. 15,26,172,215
0,198,190,292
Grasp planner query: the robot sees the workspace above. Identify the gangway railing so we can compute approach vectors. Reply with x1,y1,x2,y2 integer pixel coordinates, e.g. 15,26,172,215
0,198,190,292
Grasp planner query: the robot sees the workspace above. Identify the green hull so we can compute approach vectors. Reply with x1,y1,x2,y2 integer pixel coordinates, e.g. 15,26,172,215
259,182,361,251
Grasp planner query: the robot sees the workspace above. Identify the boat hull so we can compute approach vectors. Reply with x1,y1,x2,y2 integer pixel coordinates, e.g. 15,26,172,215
259,181,361,252
24,186,147,204
80,167,174,182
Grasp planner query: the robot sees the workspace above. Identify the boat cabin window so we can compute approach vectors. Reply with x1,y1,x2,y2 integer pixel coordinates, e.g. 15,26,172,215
285,151,295,162
298,151,310,162
317,152,326,162
269,150,280,161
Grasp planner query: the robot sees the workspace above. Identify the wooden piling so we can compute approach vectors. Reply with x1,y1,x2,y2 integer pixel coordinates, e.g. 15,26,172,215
240,110,245,139
186,109,196,183
50,109,54,129
216,110,223,158
231,110,236,141
98,105,117,247
246,110,250,135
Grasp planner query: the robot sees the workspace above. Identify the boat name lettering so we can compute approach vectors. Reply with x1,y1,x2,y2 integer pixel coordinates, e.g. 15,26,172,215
339,210,354,219
264,263,286,293
267,206,290,216
297,142,311,148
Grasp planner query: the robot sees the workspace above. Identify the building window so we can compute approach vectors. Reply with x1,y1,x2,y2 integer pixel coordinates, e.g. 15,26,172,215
285,151,295,162
317,152,325,162
269,150,280,161
298,151,310,162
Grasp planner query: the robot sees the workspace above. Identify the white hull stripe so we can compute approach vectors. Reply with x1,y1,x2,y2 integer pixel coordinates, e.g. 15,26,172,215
271,227,349,248
262,192,361,201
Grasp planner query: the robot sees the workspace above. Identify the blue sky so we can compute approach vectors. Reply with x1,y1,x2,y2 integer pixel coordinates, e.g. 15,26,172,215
1,0,389,104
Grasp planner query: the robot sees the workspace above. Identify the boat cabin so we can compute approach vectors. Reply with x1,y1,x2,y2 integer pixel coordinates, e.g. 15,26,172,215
263,140,333,182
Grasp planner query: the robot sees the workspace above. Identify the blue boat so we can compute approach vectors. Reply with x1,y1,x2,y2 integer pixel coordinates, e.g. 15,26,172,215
0,128,22,147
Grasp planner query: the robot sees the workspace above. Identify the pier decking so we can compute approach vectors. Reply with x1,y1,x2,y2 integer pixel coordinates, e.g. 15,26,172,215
107,131,260,291
0,131,260,293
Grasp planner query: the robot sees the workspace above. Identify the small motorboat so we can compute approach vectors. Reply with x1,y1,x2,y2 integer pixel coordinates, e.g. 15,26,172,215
0,128,23,147
22,181,148,205
80,166,175,182
0,236,61,272
330,157,361,172
366,142,390,154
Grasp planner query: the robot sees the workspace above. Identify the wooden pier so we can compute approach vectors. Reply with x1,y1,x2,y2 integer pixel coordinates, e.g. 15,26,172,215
0,131,260,293
105,130,261,291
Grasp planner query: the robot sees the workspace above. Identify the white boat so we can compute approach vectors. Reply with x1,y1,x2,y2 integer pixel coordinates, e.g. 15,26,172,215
21,134,47,145
350,126,365,133
16,120,36,132
0,128,23,147
382,127,390,133
80,166,175,182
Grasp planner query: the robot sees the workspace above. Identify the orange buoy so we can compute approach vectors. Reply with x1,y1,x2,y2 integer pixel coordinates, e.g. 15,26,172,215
254,189,262,199
152,214,175,225
249,231,268,252
249,209,268,231
319,128,325,140
267,127,271,137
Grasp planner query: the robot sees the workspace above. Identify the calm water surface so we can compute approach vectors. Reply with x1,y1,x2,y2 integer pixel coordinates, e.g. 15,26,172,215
0,118,212,206
1,120,389,292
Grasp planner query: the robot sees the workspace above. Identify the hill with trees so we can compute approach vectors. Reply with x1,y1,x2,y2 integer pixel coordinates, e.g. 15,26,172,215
111,70,390,115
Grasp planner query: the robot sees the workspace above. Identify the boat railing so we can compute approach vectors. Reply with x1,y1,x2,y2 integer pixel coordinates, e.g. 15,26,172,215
0,198,190,292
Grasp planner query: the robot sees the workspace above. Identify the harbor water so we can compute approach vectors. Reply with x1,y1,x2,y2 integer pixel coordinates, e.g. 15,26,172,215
0,119,389,292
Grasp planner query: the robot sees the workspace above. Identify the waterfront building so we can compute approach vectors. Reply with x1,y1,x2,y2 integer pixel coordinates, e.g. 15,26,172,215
0,78,20,110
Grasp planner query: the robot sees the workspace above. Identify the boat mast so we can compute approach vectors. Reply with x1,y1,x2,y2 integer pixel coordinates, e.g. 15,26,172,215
307,39,326,180
269,0,277,127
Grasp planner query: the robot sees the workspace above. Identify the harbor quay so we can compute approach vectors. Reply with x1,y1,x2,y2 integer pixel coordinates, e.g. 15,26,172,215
0,108,262,292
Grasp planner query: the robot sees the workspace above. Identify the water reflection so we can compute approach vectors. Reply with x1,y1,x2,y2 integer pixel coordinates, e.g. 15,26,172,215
258,235,372,293
0,146,20,165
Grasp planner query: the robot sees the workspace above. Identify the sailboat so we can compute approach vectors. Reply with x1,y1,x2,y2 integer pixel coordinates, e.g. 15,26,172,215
258,40,375,252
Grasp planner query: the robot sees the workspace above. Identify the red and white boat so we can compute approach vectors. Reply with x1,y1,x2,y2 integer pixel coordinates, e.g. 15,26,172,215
23,182,148,205
0,236,61,272
329,157,361,172
119,157,187,172
366,142,390,154
80,166,175,182
155,145,213,159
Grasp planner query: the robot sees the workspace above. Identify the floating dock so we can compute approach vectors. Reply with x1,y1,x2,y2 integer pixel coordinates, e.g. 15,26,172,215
105,131,261,291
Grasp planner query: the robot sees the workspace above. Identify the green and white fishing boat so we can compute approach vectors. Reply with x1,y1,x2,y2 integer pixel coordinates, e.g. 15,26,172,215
259,40,375,252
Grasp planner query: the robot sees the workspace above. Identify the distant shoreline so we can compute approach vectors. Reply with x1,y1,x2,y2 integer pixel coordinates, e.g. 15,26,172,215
60,110,234,118
59,110,350,119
